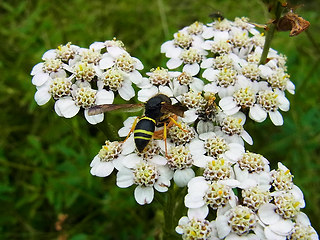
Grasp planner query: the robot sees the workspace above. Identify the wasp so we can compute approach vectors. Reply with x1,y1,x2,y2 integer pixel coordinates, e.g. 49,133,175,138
88,94,187,153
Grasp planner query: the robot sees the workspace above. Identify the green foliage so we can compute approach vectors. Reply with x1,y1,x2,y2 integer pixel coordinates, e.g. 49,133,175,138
0,0,319,239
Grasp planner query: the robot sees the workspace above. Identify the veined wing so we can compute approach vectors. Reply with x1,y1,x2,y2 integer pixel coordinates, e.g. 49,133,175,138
88,103,144,116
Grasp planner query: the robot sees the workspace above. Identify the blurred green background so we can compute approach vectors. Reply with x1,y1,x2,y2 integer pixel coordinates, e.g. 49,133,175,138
1,0,319,239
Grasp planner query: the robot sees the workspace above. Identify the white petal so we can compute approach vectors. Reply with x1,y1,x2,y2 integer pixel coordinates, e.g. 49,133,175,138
84,109,104,125
249,105,267,122
216,215,231,239
128,70,143,84
90,161,114,177
30,62,44,75
32,72,50,86
138,86,158,102
240,130,253,145
182,109,198,123
196,120,214,134
116,168,134,188
166,58,183,69
264,227,286,240
34,87,51,106
219,97,237,110
134,186,154,205
118,82,135,101
269,111,283,126
42,49,56,59
173,169,195,187
258,203,280,225
187,205,209,220
149,155,167,165
278,96,290,111
55,97,80,118
269,219,294,235
99,56,114,69
122,153,141,168
121,135,136,155
189,139,205,155
132,57,144,70
200,58,214,68
107,46,125,58
193,155,213,168
202,68,219,81
95,89,114,104
90,155,100,167
183,63,200,76
89,41,105,51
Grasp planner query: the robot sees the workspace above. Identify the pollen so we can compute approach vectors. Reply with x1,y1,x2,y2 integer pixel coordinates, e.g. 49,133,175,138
204,182,231,209
43,58,63,73
221,116,244,136
115,53,135,73
274,192,300,219
174,31,193,49
233,87,256,108
133,161,159,187
73,61,96,82
49,77,72,99
148,67,172,85
98,140,123,162
167,145,193,170
238,151,266,173
56,42,77,62
227,205,257,235
180,218,213,239
203,157,231,181
80,48,102,65
257,90,279,112
74,87,96,109
242,186,271,211
180,48,203,64
103,68,124,91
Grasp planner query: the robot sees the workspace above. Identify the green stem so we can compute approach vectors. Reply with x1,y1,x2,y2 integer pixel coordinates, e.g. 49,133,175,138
259,2,283,65
163,188,175,240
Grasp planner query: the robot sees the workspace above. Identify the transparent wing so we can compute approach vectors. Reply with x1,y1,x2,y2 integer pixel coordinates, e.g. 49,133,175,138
88,103,144,116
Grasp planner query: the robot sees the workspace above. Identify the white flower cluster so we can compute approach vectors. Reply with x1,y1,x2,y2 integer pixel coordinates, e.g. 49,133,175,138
31,16,318,240
31,40,144,124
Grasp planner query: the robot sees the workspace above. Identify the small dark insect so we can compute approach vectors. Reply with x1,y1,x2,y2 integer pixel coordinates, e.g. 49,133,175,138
88,94,187,153
209,11,225,21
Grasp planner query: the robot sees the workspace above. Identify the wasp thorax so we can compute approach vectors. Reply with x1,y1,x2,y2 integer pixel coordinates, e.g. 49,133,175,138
267,69,290,91
180,218,213,240
115,53,135,73
98,140,123,162
241,63,260,81
203,158,231,181
274,193,301,219
49,77,72,99
167,122,195,145
238,151,265,173
133,161,159,187
271,167,293,191
211,40,232,55
221,116,243,136
56,42,76,62
148,67,172,85
74,87,96,108
174,31,193,49
103,68,124,91
227,205,257,235
43,58,62,73
204,137,229,158
242,186,271,211
167,145,193,170
187,21,204,35
80,48,101,65
233,87,256,108
180,48,202,64
257,90,279,112
73,61,96,82
204,182,232,209
214,56,234,71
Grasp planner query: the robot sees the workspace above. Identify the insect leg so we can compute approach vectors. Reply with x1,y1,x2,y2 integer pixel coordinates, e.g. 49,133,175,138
168,116,188,132
121,116,140,143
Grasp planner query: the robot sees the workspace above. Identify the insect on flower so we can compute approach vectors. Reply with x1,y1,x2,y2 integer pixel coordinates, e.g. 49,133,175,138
88,94,188,154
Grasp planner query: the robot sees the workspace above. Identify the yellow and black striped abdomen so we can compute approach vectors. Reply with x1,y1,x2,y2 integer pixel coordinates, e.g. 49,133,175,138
134,117,156,152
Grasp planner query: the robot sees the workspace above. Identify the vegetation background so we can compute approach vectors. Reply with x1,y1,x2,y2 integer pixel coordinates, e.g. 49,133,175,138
0,0,319,239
